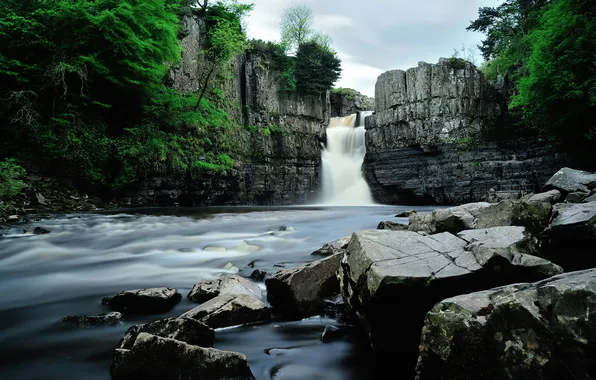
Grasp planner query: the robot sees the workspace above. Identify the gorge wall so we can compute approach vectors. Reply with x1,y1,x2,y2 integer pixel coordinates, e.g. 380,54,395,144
364,58,568,205
124,15,327,206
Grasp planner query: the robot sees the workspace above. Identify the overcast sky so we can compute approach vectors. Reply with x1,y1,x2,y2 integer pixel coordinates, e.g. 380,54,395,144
240,0,501,97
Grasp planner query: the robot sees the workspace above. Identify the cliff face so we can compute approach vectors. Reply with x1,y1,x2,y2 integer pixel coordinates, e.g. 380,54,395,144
364,59,567,205
125,15,326,206
329,89,374,117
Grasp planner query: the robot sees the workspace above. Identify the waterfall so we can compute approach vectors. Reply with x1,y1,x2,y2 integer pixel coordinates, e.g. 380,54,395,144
319,111,374,205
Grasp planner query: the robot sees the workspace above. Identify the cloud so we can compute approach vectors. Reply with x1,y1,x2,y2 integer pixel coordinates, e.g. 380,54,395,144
240,0,501,97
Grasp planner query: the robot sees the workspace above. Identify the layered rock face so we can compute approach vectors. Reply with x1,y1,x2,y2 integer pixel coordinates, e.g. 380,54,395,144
329,88,374,117
364,59,568,205
125,15,326,206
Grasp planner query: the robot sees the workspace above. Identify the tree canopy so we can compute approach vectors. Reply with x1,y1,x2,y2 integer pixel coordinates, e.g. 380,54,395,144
280,5,332,52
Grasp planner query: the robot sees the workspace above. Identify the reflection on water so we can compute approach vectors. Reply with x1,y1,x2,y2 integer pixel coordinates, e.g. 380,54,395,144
0,205,435,380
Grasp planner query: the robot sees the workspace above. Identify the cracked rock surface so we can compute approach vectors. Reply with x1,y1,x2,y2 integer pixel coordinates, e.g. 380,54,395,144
181,294,270,329
187,275,262,303
339,229,562,376
416,269,596,380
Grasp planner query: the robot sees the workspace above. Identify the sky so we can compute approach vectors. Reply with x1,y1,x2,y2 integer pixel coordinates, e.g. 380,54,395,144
240,0,502,97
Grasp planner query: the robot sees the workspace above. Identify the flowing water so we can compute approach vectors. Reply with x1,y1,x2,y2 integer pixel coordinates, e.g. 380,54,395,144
320,112,374,206
0,205,437,380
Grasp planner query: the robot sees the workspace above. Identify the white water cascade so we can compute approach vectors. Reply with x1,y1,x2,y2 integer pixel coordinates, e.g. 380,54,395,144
319,111,374,205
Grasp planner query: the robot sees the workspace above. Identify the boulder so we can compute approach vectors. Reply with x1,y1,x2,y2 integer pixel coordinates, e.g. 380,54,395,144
377,221,409,230
181,294,270,328
59,312,122,328
249,269,267,281
187,275,262,303
474,200,552,233
565,191,590,203
545,167,596,194
118,317,214,349
583,194,596,203
33,226,50,235
111,333,255,380
408,202,491,234
541,202,596,270
311,236,350,257
266,253,342,318
102,287,182,314
396,210,417,217
525,189,562,204
339,229,562,375
416,269,596,380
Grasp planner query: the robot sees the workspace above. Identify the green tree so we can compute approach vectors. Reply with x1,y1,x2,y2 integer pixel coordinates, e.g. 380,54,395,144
510,0,596,147
280,5,331,52
295,41,341,95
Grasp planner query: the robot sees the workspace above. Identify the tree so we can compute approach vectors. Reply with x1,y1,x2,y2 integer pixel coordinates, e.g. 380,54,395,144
295,41,341,95
280,5,314,52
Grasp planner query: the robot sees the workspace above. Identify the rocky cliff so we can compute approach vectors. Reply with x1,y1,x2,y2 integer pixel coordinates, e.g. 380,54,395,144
364,58,568,205
125,15,328,206
329,88,374,117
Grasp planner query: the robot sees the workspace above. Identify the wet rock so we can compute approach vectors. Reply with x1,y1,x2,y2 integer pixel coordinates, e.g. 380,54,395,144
377,221,408,230
322,294,348,321
7,215,19,222
224,262,240,273
541,202,596,270
339,229,562,375
311,236,350,257
59,312,122,328
187,275,262,303
181,294,270,328
525,189,562,204
118,317,214,349
102,287,182,314
321,325,347,343
545,167,596,193
266,253,342,318
416,269,596,380
396,210,417,217
111,332,255,380
249,269,267,281
33,226,50,235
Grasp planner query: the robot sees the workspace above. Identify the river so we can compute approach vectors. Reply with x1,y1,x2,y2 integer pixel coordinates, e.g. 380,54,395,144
0,205,434,379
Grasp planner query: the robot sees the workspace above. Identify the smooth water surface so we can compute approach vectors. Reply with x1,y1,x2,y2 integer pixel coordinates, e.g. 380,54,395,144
0,205,434,380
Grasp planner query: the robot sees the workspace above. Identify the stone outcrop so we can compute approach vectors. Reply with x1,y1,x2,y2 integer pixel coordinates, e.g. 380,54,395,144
59,312,122,328
416,269,596,380
102,288,182,314
266,253,342,318
118,317,215,350
181,294,270,328
339,229,562,375
364,58,569,205
187,275,262,303
330,88,374,117
311,236,350,257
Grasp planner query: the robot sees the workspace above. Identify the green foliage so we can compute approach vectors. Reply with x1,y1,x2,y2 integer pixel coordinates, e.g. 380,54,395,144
248,39,296,92
295,42,341,95
0,158,27,213
510,0,596,147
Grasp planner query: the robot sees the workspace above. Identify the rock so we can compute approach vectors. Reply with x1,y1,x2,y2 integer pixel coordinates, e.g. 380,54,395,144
565,191,590,203
311,236,350,257
330,88,374,117
321,325,347,343
249,269,267,281
541,202,596,270
187,275,262,303
545,167,596,193
339,229,562,374
35,193,47,206
266,253,342,318
415,269,596,380
33,226,50,235
224,262,240,273
102,287,182,314
377,221,408,230
59,312,122,328
396,210,417,217
111,333,255,380
181,294,270,328
526,189,562,204
474,199,552,233
583,194,596,203
7,215,19,222
409,202,491,234
118,317,214,349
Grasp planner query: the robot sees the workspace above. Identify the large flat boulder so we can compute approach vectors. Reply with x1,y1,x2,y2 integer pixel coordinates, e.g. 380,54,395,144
118,317,215,349
187,275,262,303
339,229,562,376
181,294,270,329
102,287,182,314
545,167,596,193
416,269,596,380
266,253,342,318
111,333,255,380
541,202,596,270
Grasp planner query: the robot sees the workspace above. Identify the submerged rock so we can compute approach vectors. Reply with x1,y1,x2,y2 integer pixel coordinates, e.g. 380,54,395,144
102,287,182,314
118,317,215,349
377,221,408,230
320,325,347,343
416,269,596,380
33,226,50,235
59,312,122,328
187,275,262,303
111,333,255,380
266,253,342,318
181,294,270,328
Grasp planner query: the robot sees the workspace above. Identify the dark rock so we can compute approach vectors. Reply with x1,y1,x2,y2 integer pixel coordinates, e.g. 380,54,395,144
396,210,417,217
266,253,342,318
187,275,262,303
545,167,596,193
525,189,562,204
321,325,347,343
339,229,562,375
7,215,19,222
33,227,50,235
111,333,255,380
35,193,47,206
322,294,348,321
311,236,350,257
59,312,122,328
416,269,596,380
102,287,182,314
118,317,214,349
181,294,270,329
249,269,267,281
330,89,374,117
377,221,408,230
565,191,590,203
